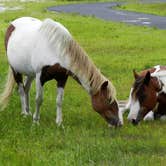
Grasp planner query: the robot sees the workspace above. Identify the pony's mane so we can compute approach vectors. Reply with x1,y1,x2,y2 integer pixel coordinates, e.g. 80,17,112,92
39,18,116,100
66,39,116,99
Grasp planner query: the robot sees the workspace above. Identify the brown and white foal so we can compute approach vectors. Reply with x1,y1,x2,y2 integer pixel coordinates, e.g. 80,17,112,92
125,65,166,125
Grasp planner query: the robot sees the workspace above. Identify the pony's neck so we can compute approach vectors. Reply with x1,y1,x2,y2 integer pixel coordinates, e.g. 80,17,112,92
71,66,105,95
66,39,108,95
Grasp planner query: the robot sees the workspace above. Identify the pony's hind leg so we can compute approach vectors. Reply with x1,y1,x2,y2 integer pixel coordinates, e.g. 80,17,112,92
33,72,43,123
24,76,34,115
13,71,28,116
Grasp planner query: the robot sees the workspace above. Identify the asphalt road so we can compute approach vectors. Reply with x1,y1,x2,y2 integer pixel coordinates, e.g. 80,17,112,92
48,1,166,29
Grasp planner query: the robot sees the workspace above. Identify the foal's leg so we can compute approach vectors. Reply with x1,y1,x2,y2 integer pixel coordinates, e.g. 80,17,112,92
56,77,68,126
24,76,34,115
33,73,43,123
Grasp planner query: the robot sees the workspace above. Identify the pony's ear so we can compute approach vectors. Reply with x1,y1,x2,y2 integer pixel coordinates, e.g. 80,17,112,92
101,81,108,90
133,69,139,79
144,71,151,85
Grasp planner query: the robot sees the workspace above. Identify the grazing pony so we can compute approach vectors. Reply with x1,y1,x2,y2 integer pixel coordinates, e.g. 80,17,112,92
125,65,166,125
0,17,122,127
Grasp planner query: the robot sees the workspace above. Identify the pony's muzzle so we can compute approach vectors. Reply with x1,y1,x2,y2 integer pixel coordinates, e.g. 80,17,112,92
108,117,122,127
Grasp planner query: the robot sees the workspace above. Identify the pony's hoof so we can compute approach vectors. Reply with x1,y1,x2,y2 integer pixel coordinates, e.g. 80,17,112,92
33,119,40,126
27,111,32,116
56,118,62,127
21,111,29,117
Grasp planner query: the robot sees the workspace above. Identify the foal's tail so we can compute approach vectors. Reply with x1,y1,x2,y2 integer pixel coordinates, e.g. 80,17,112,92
0,67,15,110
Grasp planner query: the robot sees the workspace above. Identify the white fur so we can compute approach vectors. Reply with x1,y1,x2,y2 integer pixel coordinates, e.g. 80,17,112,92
9,17,90,94
143,111,154,121
18,83,27,115
127,99,140,121
151,70,166,94
56,87,64,126
33,72,43,123
118,108,124,125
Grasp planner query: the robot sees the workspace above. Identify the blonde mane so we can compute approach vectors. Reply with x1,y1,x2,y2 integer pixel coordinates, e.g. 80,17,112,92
39,18,116,100
66,39,116,99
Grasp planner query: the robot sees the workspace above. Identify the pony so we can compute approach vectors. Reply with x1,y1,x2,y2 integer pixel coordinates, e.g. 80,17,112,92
0,17,122,127
124,65,166,125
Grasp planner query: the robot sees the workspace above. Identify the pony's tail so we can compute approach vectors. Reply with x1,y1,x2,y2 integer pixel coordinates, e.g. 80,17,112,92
0,67,15,110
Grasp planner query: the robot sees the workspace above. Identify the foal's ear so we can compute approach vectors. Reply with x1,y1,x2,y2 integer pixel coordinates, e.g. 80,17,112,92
144,71,151,85
133,69,139,79
101,81,108,90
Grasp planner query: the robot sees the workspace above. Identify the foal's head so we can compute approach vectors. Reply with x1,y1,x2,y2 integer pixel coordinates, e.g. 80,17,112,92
128,70,162,125
91,81,121,127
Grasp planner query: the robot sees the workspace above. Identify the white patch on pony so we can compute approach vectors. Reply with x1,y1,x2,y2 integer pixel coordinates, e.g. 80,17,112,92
120,88,133,115
33,72,43,123
154,65,160,73
118,108,124,125
143,111,154,121
125,88,133,110
56,87,64,126
18,83,27,115
127,99,140,121
151,70,166,94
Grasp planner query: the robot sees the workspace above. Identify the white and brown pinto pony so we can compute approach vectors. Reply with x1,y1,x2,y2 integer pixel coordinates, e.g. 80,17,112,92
0,17,122,127
126,65,166,125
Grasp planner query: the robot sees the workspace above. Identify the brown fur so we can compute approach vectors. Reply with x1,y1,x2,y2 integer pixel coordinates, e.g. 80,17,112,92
5,24,15,51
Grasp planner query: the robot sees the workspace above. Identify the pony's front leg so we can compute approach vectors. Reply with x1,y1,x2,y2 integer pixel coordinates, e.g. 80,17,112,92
33,73,43,124
55,76,68,126
56,87,64,126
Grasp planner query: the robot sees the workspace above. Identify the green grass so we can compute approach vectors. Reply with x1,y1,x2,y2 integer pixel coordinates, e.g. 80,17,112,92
0,1,166,165
117,3,166,16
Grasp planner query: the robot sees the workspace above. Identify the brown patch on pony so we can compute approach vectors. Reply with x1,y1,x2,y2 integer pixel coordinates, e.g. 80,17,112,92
5,24,15,51
12,70,23,84
153,93,166,119
91,81,119,126
132,71,161,107
40,63,81,87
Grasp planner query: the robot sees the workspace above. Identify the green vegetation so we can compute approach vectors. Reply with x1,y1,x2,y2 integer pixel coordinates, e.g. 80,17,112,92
0,1,166,165
117,3,166,16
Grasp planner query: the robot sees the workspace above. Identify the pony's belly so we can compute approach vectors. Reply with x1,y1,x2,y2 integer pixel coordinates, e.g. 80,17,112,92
7,34,35,75
7,54,34,75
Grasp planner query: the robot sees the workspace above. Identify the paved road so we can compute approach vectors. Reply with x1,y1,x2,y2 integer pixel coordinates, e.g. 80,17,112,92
48,1,166,29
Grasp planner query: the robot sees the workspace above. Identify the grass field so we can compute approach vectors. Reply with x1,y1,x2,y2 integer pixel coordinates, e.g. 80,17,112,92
0,1,166,165
117,2,166,16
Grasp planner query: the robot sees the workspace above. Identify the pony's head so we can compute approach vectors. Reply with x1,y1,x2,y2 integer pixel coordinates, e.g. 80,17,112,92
128,70,162,125
91,81,121,127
